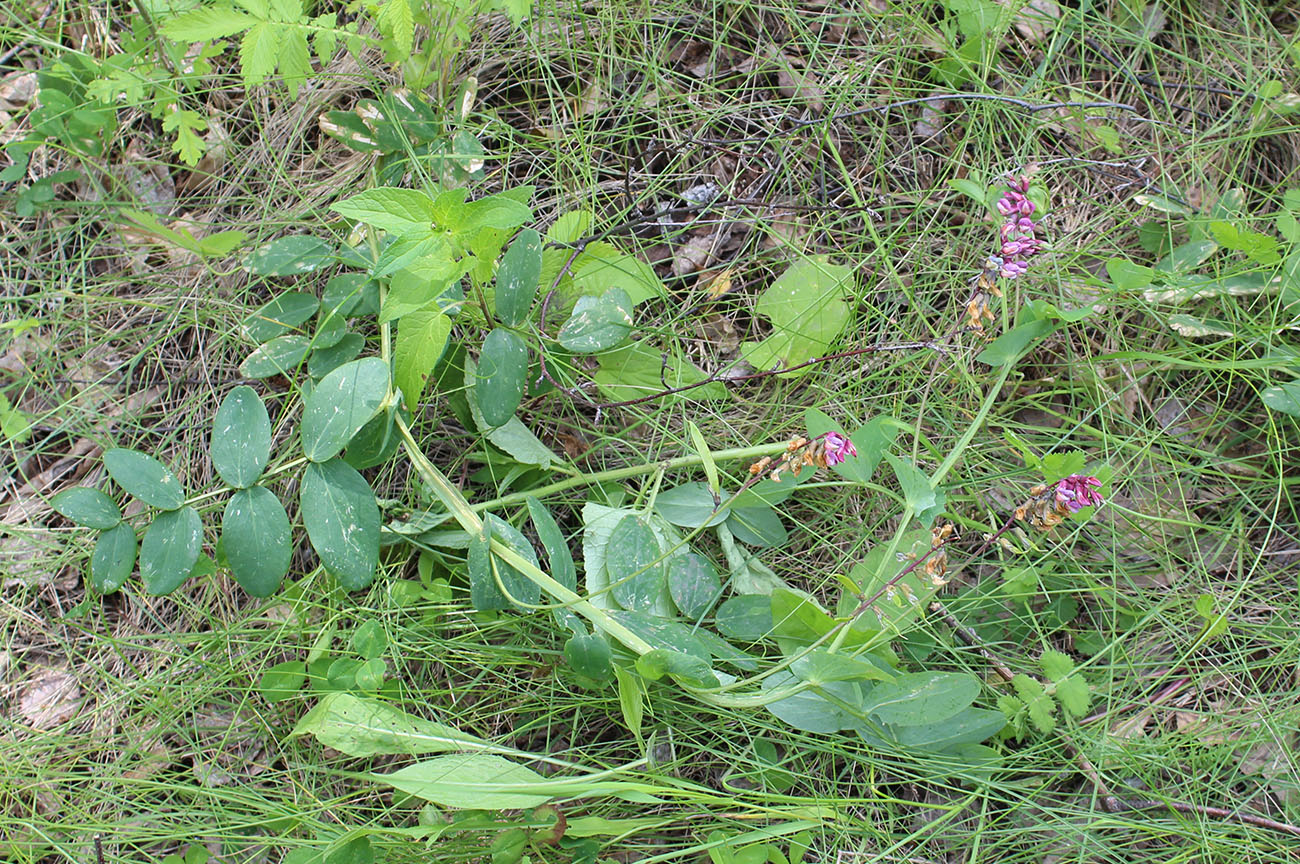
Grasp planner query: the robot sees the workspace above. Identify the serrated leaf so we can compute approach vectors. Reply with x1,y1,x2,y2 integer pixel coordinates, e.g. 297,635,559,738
140,506,203,594
245,235,334,276
239,21,282,87
557,287,634,353
222,486,291,596
301,458,380,591
376,0,413,61
51,487,121,529
162,5,256,40
292,692,490,754
394,308,451,411
332,187,435,237
91,522,136,594
300,357,390,462
277,30,312,98
104,449,186,510
495,228,542,326
1039,649,1075,682
1055,676,1091,717
739,256,852,374
240,335,311,378
210,386,272,488
606,516,666,611
475,328,528,428
1012,673,1056,733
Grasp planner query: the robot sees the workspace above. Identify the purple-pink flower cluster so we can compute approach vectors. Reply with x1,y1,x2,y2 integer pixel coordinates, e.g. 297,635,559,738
1054,474,1104,513
822,432,856,467
990,176,1042,280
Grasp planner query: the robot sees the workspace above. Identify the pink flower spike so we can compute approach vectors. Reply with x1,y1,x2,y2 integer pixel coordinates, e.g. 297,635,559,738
823,432,857,467
1054,474,1104,513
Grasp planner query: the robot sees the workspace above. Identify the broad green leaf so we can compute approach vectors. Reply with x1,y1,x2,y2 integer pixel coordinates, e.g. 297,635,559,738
469,515,541,611
495,228,542,326
162,5,255,40
725,506,787,548
222,486,291,597
636,649,717,688
692,628,758,671
609,609,710,661
51,487,121,529
351,619,387,660
309,332,365,378
667,551,721,619
565,632,612,679
592,341,727,403
614,665,643,740
1144,271,1274,304
974,318,1056,366
655,481,728,528
484,418,559,468
570,241,663,305
292,692,491,755
607,515,667,612
458,195,533,235
210,386,272,488
1105,258,1154,292
1133,192,1195,216
301,458,380,591
378,754,550,810
557,288,634,353
714,595,773,641
90,522,136,593
1155,238,1218,273
527,497,579,630
581,502,631,612
394,308,451,411
792,650,893,686
104,449,185,510
140,505,203,594
885,454,945,527
343,405,407,470
244,291,319,341
300,357,390,462
761,670,855,733
245,235,335,276
331,188,435,236
258,661,307,703
864,672,980,726
739,256,852,374
1262,381,1300,417
770,587,839,645
322,273,375,317
890,706,1006,750
240,335,311,378
838,528,936,635
475,328,528,428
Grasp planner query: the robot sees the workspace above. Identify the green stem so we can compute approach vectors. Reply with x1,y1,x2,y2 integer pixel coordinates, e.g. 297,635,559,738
468,443,789,514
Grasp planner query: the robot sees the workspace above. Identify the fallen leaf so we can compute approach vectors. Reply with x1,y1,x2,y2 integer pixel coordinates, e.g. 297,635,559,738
0,71,37,108
18,668,82,729
673,234,714,277
699,267,734,300
1006,0,1061,43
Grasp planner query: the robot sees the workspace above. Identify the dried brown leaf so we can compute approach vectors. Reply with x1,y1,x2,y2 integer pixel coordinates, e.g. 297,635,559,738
17,668,82,729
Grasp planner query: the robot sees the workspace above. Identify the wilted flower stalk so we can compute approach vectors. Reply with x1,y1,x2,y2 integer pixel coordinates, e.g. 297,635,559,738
1014,474,1104,530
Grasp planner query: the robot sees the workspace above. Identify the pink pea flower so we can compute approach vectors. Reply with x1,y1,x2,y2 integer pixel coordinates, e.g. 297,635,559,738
822,432,857,467
1054,474,1104,512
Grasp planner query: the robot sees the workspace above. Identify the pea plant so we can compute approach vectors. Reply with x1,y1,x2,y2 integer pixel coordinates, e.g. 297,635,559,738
54,168,1111,820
